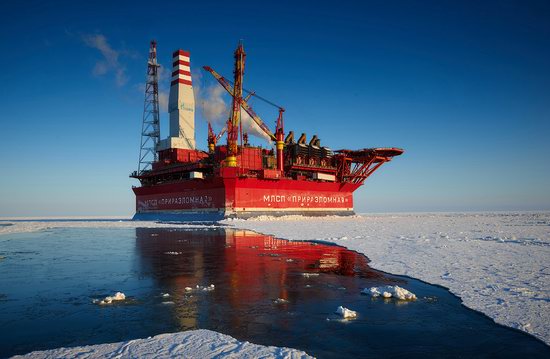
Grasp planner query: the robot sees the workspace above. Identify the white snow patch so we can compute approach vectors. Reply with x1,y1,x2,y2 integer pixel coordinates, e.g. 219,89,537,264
12,329,313,358
335,306,357,319
93,292,126,305
223,212,550,344
203,284,215,291
273,298,290,304
364,285,417,300
0,219,217,237
184,284,215,293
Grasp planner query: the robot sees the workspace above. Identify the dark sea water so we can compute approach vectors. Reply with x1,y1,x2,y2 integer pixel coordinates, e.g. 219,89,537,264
0,227,548,358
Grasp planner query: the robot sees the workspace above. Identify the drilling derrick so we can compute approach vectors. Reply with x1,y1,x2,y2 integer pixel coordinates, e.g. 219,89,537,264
137,40,161,174
226,42,246,167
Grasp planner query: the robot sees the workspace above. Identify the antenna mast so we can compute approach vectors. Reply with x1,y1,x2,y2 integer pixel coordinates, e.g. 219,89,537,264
137,40,161,174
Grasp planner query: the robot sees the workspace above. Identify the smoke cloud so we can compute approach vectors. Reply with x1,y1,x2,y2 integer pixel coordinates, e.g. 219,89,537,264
158,91,169,112
199,86,229,126
241,109,273,142
82,34,128,87
194,74,272,143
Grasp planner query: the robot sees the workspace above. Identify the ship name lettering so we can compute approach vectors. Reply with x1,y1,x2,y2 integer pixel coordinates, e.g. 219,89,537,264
263,195,285,203
159,195,212,207
288,195,346,204
279,195,346,204
139,199,158,209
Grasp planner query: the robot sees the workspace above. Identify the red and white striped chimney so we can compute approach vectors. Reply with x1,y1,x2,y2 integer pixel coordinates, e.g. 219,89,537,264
171,50,192,86
166,49,195,149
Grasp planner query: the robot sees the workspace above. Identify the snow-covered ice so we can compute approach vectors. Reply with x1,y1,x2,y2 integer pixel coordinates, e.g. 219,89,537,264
93,292,126,305
224,212,550,345
364,285,417,300
335,306,357,319
3,212,549,352
11,329,313,358
0,219,215,237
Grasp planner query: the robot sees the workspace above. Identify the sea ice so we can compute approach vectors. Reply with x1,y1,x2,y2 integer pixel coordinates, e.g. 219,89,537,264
4,213,550,346
93,292,126,305
203,284,215,291
12,329,313,358
0,219,216,237
224,212,550,344
184,284,215,293
335,306,357,319
273,298,290,304
363,285,417,300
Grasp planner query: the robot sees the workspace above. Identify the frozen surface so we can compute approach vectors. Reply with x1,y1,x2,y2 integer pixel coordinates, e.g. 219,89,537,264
224,212,550,345
11,329,312,359
0,219,213,236
2,213,549,354
364,286,417,300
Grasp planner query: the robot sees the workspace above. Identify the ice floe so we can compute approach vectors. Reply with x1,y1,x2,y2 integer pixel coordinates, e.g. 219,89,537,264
273,298,290,304
363,285,417,300
335,306,357,319
183,284,215,293
93,292,126,305
12,329,313,358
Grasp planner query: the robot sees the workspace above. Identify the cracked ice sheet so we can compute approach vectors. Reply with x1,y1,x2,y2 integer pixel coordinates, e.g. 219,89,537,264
223,212,550,345
11,329,312,359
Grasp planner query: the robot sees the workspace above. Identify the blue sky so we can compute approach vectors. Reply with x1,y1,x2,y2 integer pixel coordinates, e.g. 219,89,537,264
1,0,549,216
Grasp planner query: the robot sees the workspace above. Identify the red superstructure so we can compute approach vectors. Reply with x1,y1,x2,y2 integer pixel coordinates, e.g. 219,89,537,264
130,42,403,220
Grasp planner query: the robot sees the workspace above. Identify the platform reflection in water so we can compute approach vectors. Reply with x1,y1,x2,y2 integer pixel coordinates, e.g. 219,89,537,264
0,227,548,358
135,228,549,358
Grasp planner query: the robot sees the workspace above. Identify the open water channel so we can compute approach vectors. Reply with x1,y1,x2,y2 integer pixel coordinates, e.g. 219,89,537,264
0,226,548,358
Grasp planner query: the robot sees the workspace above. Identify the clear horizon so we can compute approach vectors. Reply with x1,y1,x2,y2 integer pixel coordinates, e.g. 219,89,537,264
1,0,549,216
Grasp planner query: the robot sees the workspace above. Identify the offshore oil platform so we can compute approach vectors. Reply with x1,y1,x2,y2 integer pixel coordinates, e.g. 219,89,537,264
130,41,403,220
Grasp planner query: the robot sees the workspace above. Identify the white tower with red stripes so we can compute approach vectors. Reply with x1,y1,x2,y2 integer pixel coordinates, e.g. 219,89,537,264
159,49,196,150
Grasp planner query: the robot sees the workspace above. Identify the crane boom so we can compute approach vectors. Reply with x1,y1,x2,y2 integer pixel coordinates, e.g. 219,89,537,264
217,126,227,140
203,65,276,141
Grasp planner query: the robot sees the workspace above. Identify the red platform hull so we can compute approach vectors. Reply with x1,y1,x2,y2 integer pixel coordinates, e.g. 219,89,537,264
133,172,362,220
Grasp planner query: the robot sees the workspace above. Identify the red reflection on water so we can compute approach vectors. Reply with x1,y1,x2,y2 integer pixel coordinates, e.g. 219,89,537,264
135,228,386,330
222,230,373,303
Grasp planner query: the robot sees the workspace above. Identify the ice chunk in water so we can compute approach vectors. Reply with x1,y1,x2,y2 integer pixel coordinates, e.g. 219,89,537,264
335,306,357,319
94,292,126,305
363,285,416,300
